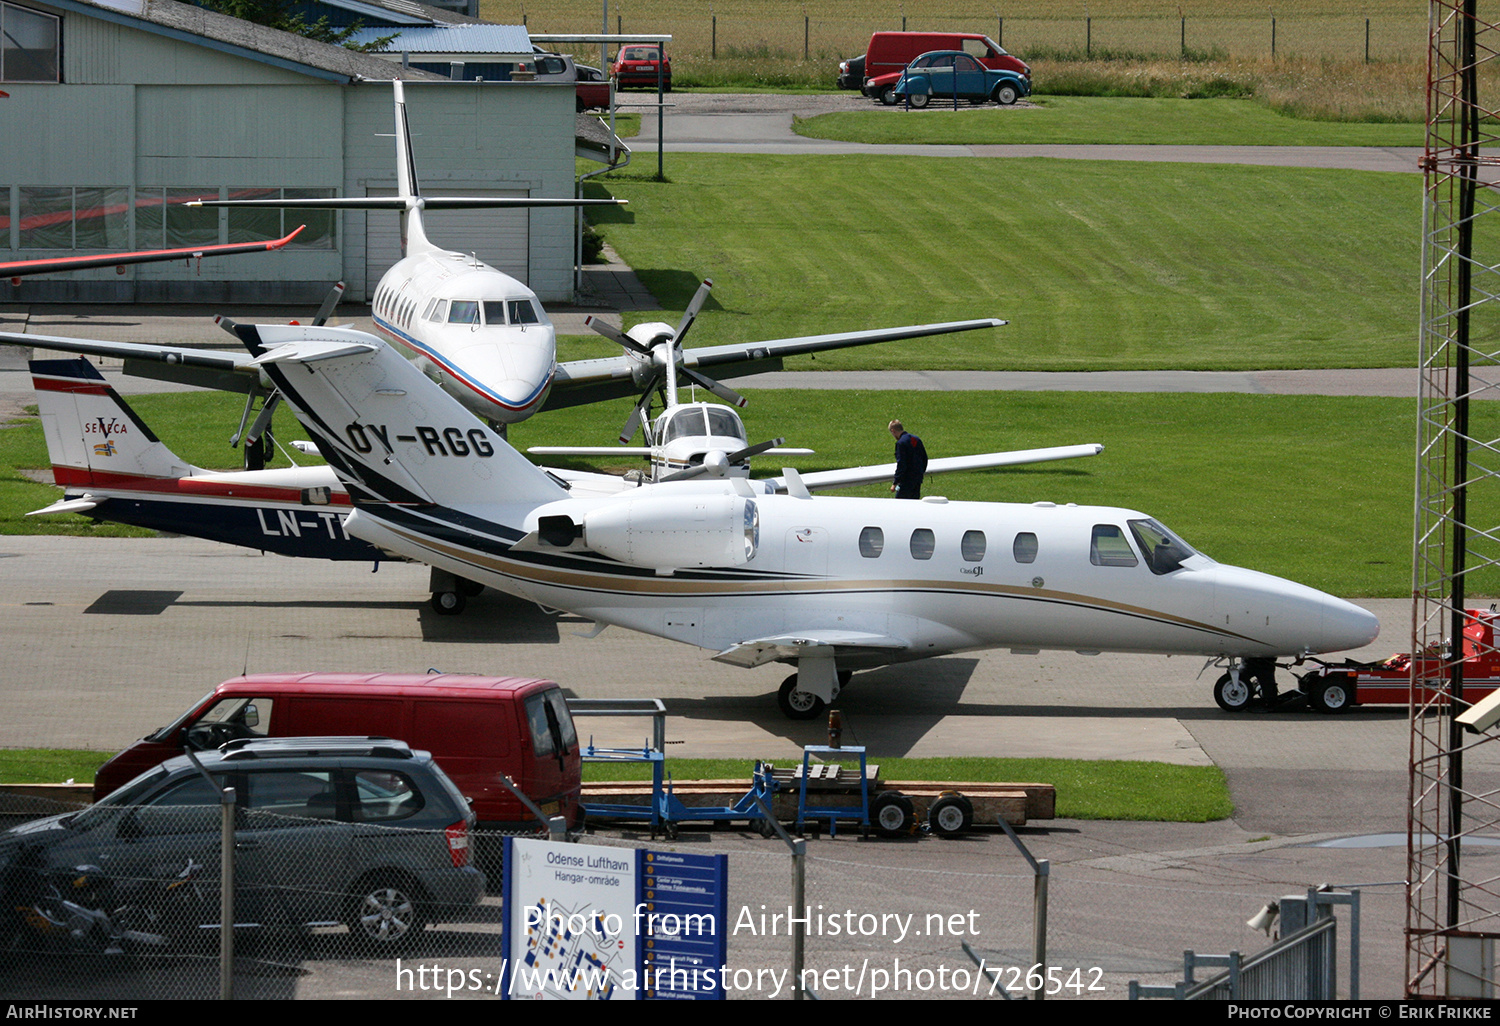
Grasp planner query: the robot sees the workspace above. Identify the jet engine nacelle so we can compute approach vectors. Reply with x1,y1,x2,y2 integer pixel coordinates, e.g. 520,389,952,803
582,493,759,570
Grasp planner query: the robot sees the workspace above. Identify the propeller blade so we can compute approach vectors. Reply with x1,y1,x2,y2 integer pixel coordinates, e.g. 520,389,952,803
671,278,713,351
726,437,785,463
681,366,748,408
214,314,240,338
618,387,655,445
586,315,652,356
312,281,347,326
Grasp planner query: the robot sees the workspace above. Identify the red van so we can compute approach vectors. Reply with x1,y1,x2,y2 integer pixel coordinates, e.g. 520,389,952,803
861,32,1029,103
92,673,582,838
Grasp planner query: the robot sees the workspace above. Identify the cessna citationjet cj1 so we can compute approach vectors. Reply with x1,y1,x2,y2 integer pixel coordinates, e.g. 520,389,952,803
244,327,1380,719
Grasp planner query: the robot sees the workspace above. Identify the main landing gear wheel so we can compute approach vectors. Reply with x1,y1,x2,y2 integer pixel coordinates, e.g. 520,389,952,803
777,674,825,720
1214,672,1252,712
870,791,915,838
430,591,466,616
1308,675,1352,714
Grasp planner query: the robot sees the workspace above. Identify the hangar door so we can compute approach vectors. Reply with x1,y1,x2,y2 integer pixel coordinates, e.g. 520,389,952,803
363,187,530,300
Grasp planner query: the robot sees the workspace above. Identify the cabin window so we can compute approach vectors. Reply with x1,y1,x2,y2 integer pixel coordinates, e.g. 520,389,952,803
421,298,437,321
1013,532,1038,564
1,2,59,83
961,530,986,562
448,300,480,324
859,526,884,558
1090,524,1139,567
429,299,447,322
1128,518,1196,575
509,299,541,325
482,300,507,325
909,528,935,560
705,406,747,441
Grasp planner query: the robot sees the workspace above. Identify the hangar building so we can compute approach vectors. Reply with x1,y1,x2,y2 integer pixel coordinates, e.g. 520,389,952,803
0,0,582,304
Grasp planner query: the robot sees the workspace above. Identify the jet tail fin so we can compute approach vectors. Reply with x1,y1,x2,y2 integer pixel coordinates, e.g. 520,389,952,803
28,358,199,490
243,327,567,512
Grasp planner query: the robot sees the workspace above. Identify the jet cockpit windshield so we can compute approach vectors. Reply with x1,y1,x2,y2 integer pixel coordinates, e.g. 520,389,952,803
1128,518,1201,575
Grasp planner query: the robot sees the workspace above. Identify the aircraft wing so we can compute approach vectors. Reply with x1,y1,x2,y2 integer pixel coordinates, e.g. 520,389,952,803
765,443,1105,493
713,631,910,669
0,227,305,280
0,330,257,393
543,318,1007,411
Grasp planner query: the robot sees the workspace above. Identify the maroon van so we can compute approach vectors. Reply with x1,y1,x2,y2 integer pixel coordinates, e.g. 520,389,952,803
93,673,582,837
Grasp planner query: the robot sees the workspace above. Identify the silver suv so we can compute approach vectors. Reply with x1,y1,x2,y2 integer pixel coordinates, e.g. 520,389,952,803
0,738,484,952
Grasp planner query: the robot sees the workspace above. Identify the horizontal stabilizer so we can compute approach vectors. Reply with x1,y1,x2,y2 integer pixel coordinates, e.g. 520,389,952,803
28,495,100,516
713,630,909,669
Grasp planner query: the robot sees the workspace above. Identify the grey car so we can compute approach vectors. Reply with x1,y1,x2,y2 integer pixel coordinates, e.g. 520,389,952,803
0,738,485,952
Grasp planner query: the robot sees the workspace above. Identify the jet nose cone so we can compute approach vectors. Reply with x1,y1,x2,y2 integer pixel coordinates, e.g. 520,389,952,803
1325,598,1381,653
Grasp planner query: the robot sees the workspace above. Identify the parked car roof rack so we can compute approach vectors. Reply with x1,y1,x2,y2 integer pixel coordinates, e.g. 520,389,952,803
219,736,412,760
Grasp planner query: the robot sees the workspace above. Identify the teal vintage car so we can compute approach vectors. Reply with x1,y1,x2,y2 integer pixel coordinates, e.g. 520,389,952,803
892,50,1031,108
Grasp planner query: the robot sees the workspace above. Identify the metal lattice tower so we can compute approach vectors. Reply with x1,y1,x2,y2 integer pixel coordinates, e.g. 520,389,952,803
1410,0,1500,997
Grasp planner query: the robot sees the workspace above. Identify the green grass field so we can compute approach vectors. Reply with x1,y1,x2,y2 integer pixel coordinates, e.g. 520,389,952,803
583,154,1420,372
794,96,1425,147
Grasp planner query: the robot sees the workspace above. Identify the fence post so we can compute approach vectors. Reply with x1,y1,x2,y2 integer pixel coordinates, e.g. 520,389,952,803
998,16,1003,47
804,15,809,60
712,15,716,59
1181,16,1186,58
1087,16,1091,58
1366,18,1370,63
1271,16,1276,59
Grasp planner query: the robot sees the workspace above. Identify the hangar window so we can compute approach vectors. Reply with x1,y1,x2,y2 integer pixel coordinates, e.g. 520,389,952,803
135,188,220,249
858,526,884,558
1013,532,1038,564
1,2,59,83
909,528,934,560
1090,524,1139,568
226,187,337,249
19,186,128,249
961,530,986,562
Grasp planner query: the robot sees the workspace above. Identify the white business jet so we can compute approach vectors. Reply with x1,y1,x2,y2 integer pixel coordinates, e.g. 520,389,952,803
244,326,1381,719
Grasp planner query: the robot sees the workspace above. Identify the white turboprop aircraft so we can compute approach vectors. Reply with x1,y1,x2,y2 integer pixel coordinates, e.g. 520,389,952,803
243,326,1381,719
0,82,1005,452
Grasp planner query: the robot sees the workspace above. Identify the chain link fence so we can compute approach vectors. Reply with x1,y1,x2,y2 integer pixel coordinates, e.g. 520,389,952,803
1,807,1391,1000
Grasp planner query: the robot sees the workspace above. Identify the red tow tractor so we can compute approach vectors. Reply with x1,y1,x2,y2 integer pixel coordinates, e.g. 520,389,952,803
1219,608,1500,714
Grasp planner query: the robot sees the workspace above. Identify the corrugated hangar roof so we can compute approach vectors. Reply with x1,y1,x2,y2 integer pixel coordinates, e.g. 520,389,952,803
345,22,533,56
56,0,450,82
311,0,479,27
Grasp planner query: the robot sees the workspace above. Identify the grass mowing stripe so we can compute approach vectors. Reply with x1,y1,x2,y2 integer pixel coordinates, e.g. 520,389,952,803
586,155,1420,371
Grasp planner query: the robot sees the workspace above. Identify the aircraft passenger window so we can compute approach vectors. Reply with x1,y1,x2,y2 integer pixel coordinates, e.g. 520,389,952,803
1090,525,1139,567
909,529,934,560
961,530,986,562
1013,532,1038,564
859,526,884,558
448,300,480,324
509,300,540,325
1128,518,1196,575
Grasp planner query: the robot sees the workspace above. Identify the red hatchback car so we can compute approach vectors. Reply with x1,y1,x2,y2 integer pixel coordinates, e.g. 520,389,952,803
612,44,671,90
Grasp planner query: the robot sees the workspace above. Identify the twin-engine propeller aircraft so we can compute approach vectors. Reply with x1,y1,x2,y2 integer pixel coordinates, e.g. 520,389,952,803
0,81,1005,460
531,281,1103,489
242,327,1381,719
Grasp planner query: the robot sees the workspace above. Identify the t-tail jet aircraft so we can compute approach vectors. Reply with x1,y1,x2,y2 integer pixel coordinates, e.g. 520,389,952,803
0,81,1005,458
242,328,1381,719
